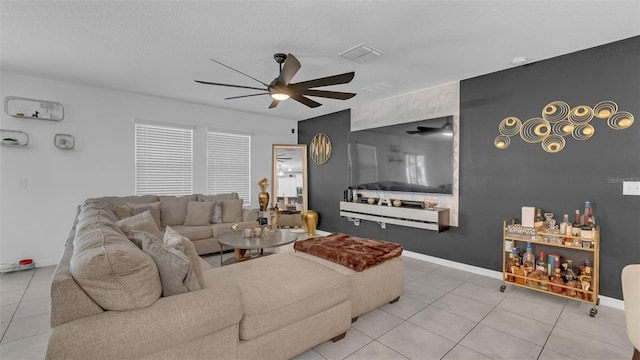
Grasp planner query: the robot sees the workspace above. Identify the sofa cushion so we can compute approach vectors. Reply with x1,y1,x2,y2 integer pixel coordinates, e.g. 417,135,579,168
197,192,238,202
70,227,162,311
115,211,164,239
127,201,161,227
183,201,214,226
170,225,213,241
77,207,119,223
159,195,196,227
222,199,243,223
130,231,201,296
202,253,350,341
164,226,204,288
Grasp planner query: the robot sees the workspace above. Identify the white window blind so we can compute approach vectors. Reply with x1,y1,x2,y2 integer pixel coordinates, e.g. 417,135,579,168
207,131,251,205
135,122,193,195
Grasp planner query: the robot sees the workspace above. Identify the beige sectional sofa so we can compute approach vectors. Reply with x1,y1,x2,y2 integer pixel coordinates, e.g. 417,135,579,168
92,193,259,255
46,195,405,360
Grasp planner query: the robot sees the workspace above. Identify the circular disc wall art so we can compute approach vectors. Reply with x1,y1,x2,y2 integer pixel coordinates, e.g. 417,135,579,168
607,111,634,130
309,133,332,164
542,101,570,122
572,124,595,140
567,105,594,124
541,134,566,153
593,100,619,119
498,117,522,136
552,120,574,136
494,134,511,149
520,118,551,143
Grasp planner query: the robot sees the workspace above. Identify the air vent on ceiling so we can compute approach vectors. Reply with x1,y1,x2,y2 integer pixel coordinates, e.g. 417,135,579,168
339,43,383,64
361,81,402,94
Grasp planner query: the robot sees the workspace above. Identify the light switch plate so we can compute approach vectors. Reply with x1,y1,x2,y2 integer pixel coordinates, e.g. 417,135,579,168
623,181,640,196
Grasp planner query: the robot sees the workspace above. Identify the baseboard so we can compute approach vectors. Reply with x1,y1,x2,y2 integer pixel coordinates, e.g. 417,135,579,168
35,258,60,268
402,249,624,310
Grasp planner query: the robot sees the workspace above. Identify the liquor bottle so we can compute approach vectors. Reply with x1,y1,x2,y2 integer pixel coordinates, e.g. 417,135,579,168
522,242,535,274
571,210,581,237
536,251,547,277
560,214,571,236
581,216,594,239
534,208,544,229
579,263,593,301
562,259,578,282
582,201,591,225
506,251,515,282
550,268,565,294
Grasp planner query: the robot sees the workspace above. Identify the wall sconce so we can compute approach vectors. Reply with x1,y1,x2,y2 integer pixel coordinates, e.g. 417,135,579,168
495,100,634,153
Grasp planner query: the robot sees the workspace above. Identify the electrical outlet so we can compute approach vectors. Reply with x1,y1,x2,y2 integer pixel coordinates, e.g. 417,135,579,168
17,178,27,189
623,181,640,196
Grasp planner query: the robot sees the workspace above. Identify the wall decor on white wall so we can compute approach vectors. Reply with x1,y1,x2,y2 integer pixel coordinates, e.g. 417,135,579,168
4,96,64,120
54,134,75,149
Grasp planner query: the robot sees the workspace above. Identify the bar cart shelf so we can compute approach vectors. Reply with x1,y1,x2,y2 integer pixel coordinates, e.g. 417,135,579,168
500,220,600,317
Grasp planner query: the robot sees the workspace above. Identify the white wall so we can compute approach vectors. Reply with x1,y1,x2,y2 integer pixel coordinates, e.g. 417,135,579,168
0,72,297,266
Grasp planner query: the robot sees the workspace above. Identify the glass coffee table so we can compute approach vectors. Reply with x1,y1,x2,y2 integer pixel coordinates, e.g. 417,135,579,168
217,229,298,265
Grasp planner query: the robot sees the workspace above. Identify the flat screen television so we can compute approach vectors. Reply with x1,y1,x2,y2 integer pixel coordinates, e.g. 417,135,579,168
348,115,454,195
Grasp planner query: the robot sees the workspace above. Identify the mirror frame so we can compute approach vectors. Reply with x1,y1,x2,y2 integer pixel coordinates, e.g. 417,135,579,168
271,144,308,212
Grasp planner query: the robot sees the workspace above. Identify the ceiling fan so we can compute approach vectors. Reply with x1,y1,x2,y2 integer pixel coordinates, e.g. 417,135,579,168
195,53,356,109
406,117,454,136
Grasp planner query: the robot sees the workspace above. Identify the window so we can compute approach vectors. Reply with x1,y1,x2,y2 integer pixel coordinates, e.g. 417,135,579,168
135,121,193,195
207,131,251,205
405,154,427,185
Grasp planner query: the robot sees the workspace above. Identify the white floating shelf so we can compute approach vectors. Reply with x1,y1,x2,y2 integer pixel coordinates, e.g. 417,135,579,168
339,201,450,232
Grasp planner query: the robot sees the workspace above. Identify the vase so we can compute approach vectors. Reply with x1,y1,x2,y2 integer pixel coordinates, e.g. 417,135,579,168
258,191,269,211
301,210,318,236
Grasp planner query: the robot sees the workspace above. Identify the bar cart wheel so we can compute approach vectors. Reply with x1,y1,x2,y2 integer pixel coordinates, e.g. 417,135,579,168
590,307,598,317
500,284,506,292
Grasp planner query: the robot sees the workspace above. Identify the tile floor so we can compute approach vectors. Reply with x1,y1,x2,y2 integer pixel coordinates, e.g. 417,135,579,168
0,248,633,360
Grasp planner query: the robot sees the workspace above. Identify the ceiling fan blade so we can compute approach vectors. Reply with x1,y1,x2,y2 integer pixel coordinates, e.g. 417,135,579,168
194,80,267,91
289,72,355,91
224,93,269,100
299,89,356,100
290,94,322,108
209,58,270,87
277,53,301,85
268,99,280,109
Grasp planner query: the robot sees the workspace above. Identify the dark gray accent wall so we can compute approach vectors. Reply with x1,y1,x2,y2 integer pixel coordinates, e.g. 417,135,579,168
298,36,640,299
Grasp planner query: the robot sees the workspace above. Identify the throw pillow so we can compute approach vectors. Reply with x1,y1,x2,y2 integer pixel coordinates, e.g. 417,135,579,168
164,226,204,288
115,211,164,240
159,195,196,227
222,199,244,223
113,205,133,220
70,227,162,311
183,201,214,226
205,201,223,224
197,193,238,202
129,231,201,297
127,201,161,228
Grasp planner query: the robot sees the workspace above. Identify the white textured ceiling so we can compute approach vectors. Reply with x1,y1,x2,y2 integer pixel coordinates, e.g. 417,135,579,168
2,1,639,121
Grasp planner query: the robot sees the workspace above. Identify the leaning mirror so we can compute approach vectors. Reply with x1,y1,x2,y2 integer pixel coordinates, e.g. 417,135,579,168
272,144,308,226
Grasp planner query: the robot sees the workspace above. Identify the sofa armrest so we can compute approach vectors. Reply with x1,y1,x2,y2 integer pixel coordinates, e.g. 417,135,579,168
47,286,242,360
243,208,259,222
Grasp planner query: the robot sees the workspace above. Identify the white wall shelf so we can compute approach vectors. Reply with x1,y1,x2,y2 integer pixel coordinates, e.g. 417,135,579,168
339,201,450,232
1,129,29,147
5,96,64,121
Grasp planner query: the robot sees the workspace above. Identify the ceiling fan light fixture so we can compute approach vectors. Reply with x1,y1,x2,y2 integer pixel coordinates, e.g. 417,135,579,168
270,92,290,101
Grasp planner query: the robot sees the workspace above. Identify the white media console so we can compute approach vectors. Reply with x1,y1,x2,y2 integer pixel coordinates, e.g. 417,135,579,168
339,201,450,232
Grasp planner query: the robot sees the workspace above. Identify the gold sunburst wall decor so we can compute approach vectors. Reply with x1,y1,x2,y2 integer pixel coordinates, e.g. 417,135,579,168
310,133,332,164
494,100,634,153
